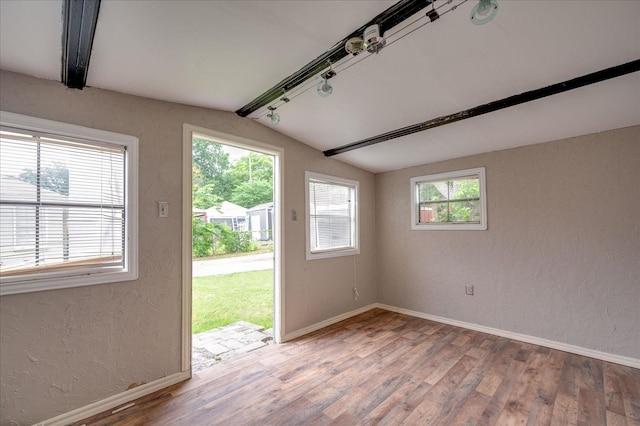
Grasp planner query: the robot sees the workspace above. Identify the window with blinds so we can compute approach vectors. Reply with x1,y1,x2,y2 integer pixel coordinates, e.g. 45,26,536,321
0,112,138,295
305,171,359,260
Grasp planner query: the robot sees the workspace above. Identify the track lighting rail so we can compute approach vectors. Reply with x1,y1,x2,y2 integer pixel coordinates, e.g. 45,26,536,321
235,0,433,118
323,59,640,157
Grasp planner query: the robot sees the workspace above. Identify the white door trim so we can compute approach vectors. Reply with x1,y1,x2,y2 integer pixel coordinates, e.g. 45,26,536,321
181,124,284,372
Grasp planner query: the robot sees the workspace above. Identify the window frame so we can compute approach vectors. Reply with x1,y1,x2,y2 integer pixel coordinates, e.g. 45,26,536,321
0,111,138,296
410,167,487,231
305,171,359,260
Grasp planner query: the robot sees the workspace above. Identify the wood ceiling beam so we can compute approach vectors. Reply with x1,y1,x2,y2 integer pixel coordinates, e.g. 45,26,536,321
323,59,640,157
62,0,101,89
235,0,433,117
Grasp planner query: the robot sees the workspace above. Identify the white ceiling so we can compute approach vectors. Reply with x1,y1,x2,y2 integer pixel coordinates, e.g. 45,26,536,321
1,0,639,173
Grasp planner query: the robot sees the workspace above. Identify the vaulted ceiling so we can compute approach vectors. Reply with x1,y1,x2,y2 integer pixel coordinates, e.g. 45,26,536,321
1,0,639,172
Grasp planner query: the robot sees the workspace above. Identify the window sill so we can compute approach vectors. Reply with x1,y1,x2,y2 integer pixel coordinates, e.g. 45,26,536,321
306,247,360,260
0,268,138,296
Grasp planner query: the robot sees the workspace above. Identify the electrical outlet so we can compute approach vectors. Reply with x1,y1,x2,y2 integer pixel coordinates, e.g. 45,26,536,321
465,285,474,295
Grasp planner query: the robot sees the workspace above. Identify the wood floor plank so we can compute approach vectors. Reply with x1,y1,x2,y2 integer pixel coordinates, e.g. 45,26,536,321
450,390,492,426
526,349,565,426
75,309,639,426
403,355,479,424
550,393,579,426
578,388,607,426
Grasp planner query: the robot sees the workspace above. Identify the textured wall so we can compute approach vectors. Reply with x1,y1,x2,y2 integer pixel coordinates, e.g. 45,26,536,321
376,126,640,359
0,71,377,425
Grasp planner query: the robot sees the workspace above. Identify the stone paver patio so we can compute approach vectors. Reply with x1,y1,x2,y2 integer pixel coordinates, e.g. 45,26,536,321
192,321,273,372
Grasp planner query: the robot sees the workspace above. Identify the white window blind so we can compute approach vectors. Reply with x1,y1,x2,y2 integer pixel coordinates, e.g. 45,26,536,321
305,172,359,260
0,111,138,295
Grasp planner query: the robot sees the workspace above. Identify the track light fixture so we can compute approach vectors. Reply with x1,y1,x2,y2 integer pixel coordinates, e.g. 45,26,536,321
266,106,280,125
317,78,333,98
317,62,336,98
255,0,486,123
470,0,498,25
364,24,386,54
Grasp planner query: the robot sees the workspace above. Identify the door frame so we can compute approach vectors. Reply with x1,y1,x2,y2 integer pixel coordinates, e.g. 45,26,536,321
181,123,284,372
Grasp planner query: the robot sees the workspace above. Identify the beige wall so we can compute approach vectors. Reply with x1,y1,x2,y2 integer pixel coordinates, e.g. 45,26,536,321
0,71,377,425
376,126,640,359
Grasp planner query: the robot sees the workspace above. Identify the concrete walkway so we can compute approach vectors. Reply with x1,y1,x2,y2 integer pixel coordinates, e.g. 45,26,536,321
192,322,273,372
192,252,274,277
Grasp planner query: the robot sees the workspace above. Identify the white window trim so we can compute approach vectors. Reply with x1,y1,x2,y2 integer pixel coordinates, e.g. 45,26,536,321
410,167,487,231
0,111,138,296
305,171,359,260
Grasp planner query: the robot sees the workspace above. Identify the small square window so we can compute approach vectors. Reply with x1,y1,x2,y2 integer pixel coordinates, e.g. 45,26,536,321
305,172,359,260
411,167,487,231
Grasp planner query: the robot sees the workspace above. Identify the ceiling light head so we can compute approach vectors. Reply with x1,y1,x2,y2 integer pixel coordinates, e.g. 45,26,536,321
364,24,386,54
345,37,365,56
266,106,280,125
317,78,333,98
470,0,498,25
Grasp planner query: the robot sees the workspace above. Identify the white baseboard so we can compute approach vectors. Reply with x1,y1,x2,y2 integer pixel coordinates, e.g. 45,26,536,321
37,371,191,426
282,304,377,342
375,303,640,369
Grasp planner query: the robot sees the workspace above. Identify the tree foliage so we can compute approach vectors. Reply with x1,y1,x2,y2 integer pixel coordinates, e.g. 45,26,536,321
192,139,273,210
419,179,480,223
229,180,272,209
19,162,69,195
192,216,215,257
192,138,232,204
191,217,257,258
192,139,231,185
193,183,223,210
228,152,273,186
191,140,273,255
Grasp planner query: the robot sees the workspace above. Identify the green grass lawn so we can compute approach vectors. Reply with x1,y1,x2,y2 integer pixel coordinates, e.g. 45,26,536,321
192,270,273,334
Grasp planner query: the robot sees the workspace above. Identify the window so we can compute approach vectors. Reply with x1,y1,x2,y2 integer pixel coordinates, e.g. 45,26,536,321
411,167,487,231
305,171,359,260
0,111,138,295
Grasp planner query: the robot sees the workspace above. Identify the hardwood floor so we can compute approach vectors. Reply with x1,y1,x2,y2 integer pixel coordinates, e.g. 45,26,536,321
76,309,640,425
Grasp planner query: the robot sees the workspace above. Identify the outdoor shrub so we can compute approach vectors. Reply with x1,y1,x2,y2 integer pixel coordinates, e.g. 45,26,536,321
192,216,215,257
211,223,257,254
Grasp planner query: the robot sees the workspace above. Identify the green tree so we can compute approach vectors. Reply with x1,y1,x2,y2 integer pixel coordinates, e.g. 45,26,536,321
229,152,273,187
229,180,273,208
192,138,232,203
19,162,69,195
227,152,273,208
192,183,222,210
449,179,480,222
419,179,480,223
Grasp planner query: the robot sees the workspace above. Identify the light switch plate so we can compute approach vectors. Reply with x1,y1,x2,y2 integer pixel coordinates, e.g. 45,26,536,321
158,201,169,218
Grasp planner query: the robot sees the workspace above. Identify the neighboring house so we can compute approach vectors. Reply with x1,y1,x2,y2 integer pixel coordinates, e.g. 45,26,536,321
204,201,247,231
0,172,123,273
192,208,207,222
247,202,273,241
0,175,67,271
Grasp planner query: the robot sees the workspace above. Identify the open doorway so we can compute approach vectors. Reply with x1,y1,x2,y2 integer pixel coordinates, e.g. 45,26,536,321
181,125,283,373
